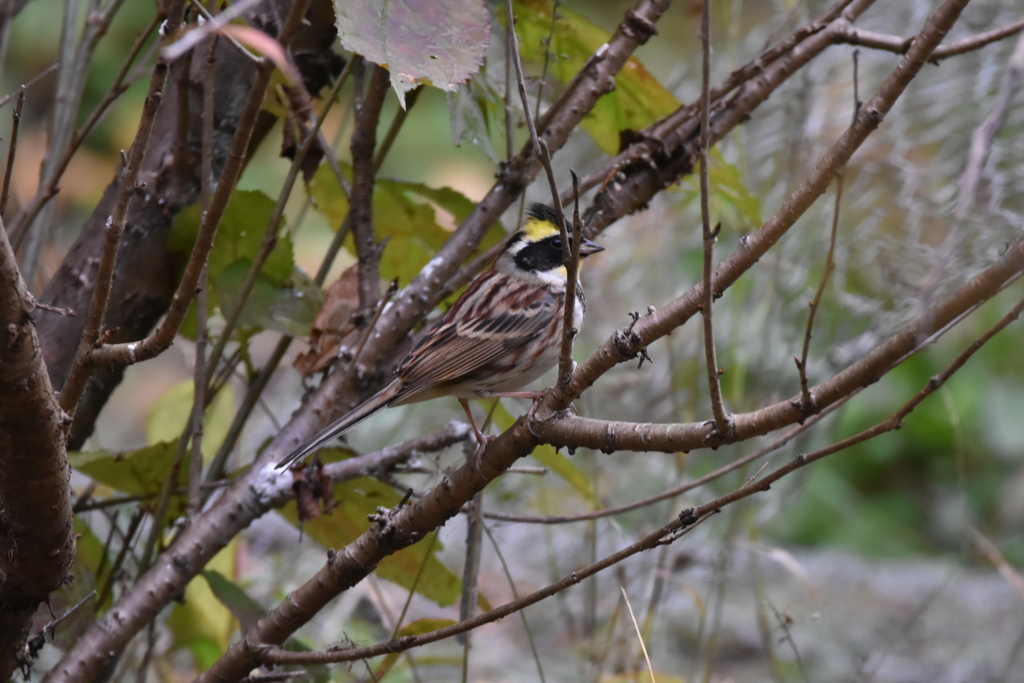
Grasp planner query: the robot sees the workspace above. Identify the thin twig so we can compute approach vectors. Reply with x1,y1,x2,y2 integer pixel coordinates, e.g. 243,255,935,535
255,510,713,666
621,587,656,682
557,173,583,387
0,62,58,110
201,60,347,389
481,523,548,683
698,0,730,436
458,492,483,649
0,91,23,218
798,50,859,410
534,0,562,123
956,30,1024,219
504,0,576,383
94,508,145,609
968,527,1024,605
835,15,1024,60
503,18,516,161
57,53,176,414
85,1,313,373
16,0,130,284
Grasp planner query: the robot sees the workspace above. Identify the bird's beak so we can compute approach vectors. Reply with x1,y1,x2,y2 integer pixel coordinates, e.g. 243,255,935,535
579,238,605,257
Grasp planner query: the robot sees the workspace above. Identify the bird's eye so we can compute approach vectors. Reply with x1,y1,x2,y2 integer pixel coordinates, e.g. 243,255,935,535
552,238,562,248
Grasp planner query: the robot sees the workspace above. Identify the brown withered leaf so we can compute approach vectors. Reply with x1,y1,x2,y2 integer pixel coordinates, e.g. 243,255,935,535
293,264,361,377
291,469,321,522
313,462,335,516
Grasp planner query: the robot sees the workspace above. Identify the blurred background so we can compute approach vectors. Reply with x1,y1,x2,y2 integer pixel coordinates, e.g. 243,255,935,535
5,0,1024,680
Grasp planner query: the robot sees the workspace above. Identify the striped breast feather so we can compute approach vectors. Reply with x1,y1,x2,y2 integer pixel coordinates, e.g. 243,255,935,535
392,273,559,400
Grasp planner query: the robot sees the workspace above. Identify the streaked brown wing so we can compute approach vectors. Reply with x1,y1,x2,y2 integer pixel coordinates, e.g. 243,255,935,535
392,272,558,401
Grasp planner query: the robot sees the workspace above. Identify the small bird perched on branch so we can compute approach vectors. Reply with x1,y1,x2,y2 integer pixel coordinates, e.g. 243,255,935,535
277,202,604,470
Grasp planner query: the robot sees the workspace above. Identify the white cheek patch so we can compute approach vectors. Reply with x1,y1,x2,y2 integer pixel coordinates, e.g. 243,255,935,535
533,266,568,290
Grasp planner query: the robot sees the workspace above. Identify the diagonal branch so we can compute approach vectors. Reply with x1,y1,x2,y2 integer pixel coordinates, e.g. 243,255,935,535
56,39,179,414
280,0,673,461
563,0,968,408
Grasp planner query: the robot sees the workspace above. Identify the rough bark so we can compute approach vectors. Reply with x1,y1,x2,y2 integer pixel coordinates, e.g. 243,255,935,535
0,222,74,680
36,0,338,449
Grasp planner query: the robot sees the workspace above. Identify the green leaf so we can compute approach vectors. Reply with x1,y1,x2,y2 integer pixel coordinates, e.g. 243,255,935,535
214,261,323,337
168,190,297,339
168,189,293,285
337,0,491,107
283,477,462,606
680,148,763,229
202,570,266,633
144,380,235,461
511,0,679,154
70,441,183,496
308,165,498,285
448,79,501,162
167,541,238,668
491,402,600,505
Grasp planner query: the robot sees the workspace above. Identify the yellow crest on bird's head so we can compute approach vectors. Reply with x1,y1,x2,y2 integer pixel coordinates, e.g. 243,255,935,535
523,203,563,241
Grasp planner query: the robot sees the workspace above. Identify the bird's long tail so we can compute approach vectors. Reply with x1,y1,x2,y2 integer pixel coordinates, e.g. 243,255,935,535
276,380,401,469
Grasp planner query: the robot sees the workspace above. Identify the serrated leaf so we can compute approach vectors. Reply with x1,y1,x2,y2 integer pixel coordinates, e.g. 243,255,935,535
144,380,235,461
215,261,323,336
491,402,600,504
337,0,490,107
448,79,500,161
511,0,679,154
282,477,461,606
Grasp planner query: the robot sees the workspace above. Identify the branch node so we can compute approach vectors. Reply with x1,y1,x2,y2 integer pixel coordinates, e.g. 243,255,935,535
622,9,659,44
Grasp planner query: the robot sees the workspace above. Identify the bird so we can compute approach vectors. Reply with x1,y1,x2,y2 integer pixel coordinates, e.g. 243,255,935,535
276,203,604,470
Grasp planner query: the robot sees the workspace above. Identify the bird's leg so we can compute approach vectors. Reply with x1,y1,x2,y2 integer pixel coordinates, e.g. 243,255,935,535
460,399,494,476
486,390,547,428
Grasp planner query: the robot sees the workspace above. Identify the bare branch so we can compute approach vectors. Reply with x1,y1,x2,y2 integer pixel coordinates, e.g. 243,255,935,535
834,15,1024,60
83,3,313,374
486,399,847,525
697,0,730,435
254,510,713,667
956,30,1024,218
565,0,969,409
350,61,390,315
0,90,23,218
57,55,175,414
798,50,859,411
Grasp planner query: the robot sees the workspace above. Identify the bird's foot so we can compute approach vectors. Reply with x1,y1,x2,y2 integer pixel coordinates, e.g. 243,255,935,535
472,432,496,478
